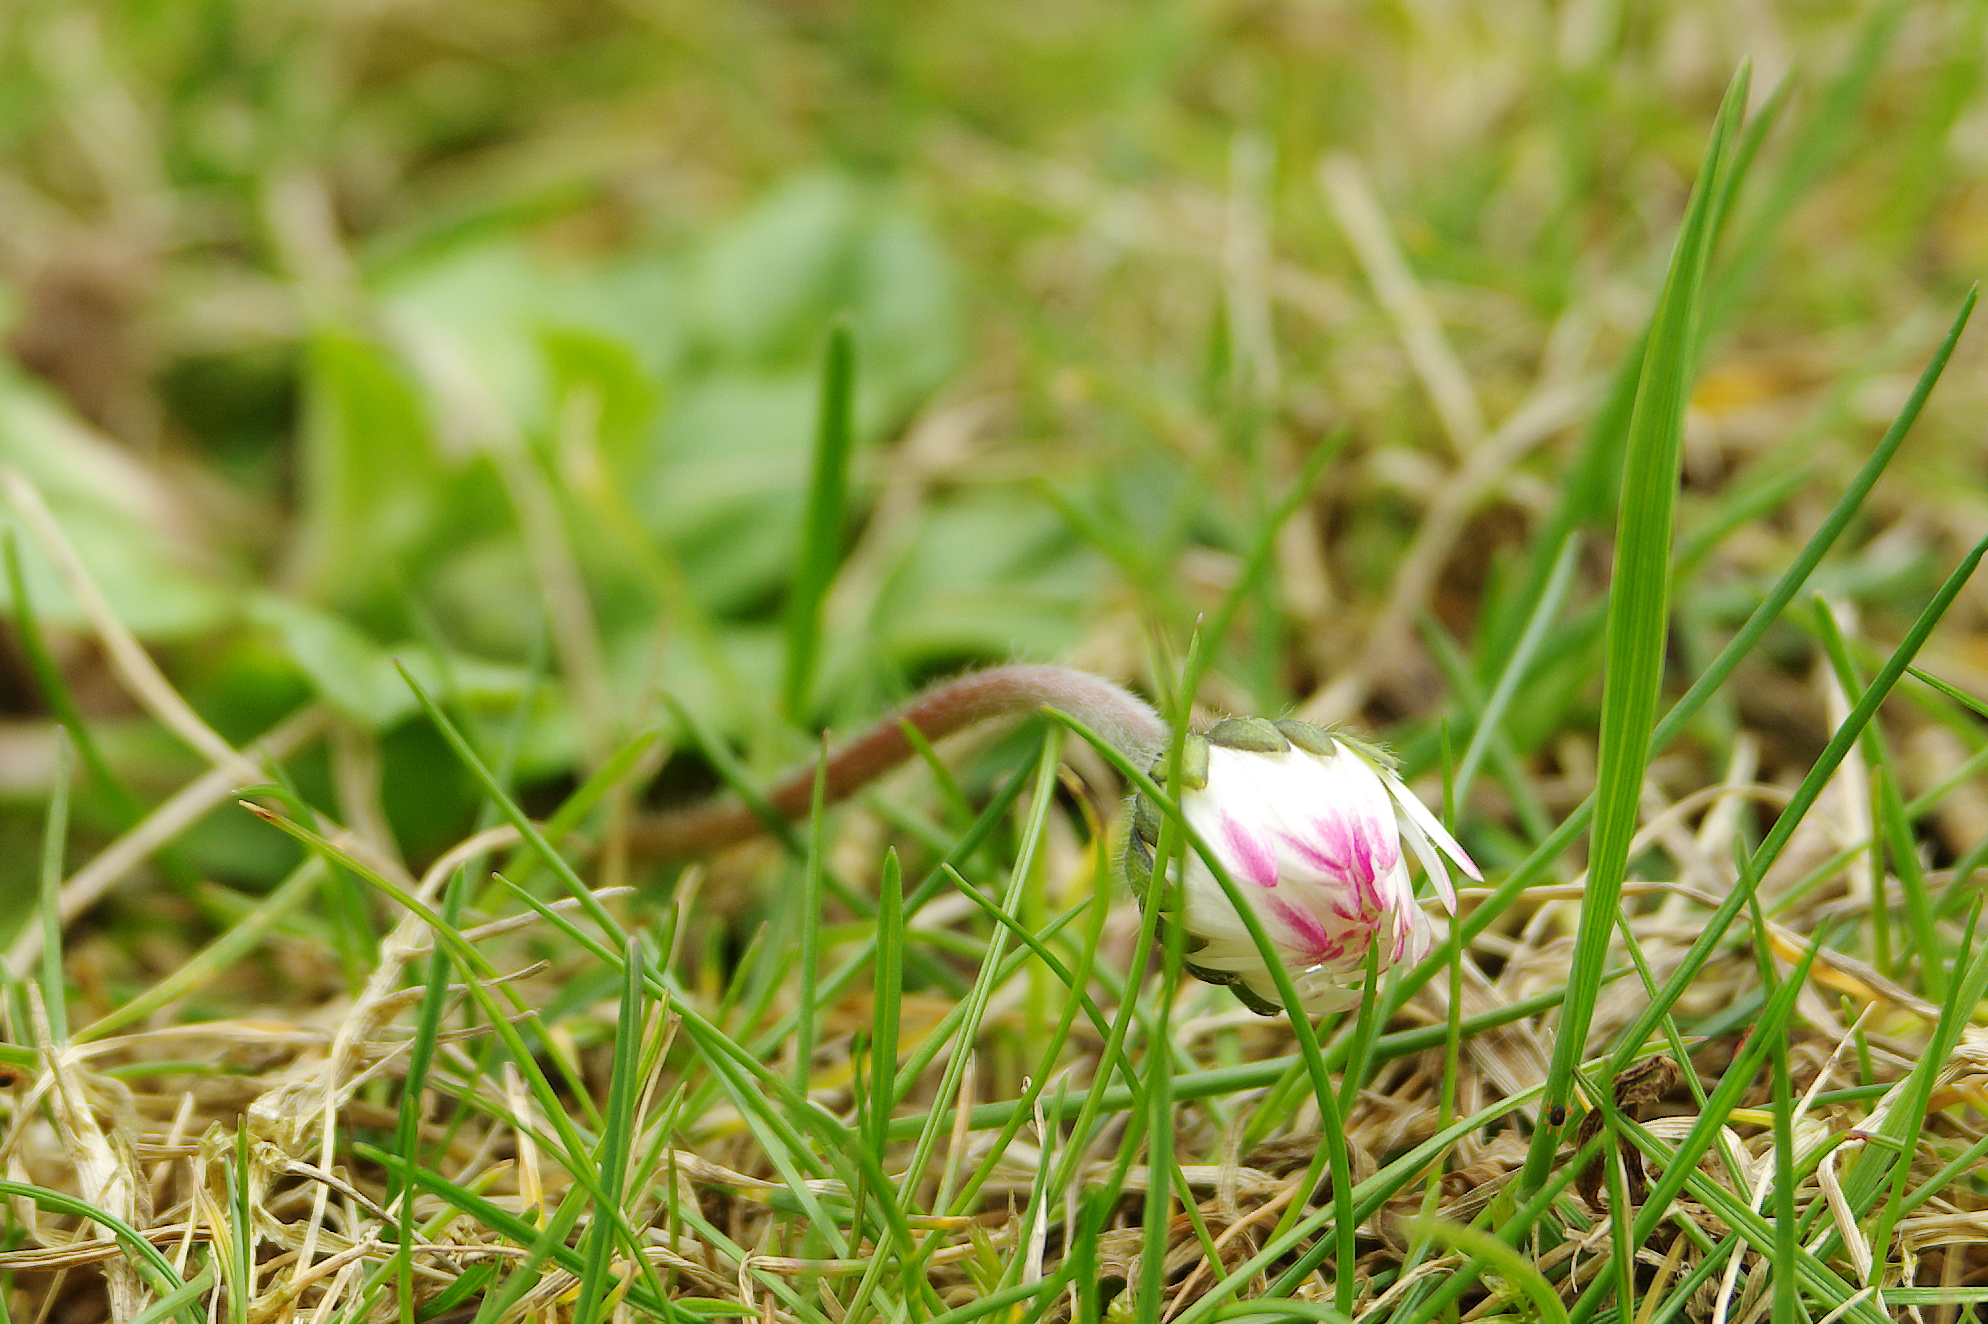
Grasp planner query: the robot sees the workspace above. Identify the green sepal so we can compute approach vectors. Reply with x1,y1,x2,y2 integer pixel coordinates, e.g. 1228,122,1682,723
1122,831,1155,901
1182,958,1282,1016
1283,719,1399,771
1131,793,1164,848
1206,716,1290,753
1182,732,1210,790
1273,718,1338,757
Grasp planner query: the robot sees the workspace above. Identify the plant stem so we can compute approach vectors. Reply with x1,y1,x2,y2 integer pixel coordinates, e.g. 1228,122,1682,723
631,664,1168,858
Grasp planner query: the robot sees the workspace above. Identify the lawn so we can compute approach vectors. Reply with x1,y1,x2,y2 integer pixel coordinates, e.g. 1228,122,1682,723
2,2,1987,1321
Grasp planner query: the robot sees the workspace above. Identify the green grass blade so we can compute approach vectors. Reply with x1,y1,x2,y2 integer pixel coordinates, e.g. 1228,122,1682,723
1848,903,1988,1256
389,866,462,1324
869,849,902,1162
0,1180,199,1322
398,661,624,942
1453,532,1581,809
793,749,829,1105
1523,63,1751,1194
1813,598,1943,997
1422,285,1975,1001
228,1124,253,1324
1606,529,1988,1069
37,732,70,1046
76,860,328,1042
782,322,856,724
575,934,648,1324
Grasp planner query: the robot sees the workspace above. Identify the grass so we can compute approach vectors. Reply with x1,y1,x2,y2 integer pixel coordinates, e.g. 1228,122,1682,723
4,1,1988,1321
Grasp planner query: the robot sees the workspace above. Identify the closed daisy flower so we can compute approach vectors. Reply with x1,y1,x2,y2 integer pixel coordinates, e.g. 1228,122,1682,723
1126,717,1480,1014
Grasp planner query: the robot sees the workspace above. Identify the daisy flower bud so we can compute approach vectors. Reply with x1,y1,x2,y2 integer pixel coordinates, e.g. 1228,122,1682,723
1125,717,1480,1015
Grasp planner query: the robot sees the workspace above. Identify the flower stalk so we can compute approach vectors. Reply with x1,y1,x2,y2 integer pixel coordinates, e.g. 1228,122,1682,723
635,665,1474,1019
631,664,1167,858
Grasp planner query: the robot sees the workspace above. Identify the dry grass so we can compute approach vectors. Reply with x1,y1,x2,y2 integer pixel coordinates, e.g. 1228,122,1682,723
3,1,1988,1321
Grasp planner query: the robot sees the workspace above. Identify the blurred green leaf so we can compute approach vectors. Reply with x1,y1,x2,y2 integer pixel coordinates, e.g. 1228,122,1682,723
292,328,449,612
251,595,527,728
0,365,229,638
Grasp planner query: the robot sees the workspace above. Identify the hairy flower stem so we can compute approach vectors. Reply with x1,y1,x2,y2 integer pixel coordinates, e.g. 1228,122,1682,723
630,664,1169,859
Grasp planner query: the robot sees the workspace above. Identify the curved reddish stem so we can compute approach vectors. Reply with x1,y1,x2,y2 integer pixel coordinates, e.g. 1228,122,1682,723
630,664,1167,858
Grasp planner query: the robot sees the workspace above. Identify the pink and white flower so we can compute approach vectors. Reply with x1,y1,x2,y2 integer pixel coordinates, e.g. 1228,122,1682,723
1127,717,1480,1014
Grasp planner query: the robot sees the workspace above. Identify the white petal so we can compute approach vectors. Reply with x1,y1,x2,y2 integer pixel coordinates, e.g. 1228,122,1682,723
1398,816,1458,912
1383,771,1481,881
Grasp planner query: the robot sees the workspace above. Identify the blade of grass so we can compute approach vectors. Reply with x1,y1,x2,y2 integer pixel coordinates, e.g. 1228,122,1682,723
1134,795,1187,1324
37,733,71,1046
1814,598,1942,998
0,1180,200,1323
227,1123,253,1324
75,860,328,1042
792,748,829,1105
885,975,1586,1144
1850,901,1988,1268
1418,285,1975,1014
1604,530,1988,1071
1453,532,1582,808
1766,916,1800,1324
388,865,465,1324
854,848,903,1253
574,935,649,1324
782,321,856,724
398,661,622,941
1522,63,1750,1196
870,848,903,1162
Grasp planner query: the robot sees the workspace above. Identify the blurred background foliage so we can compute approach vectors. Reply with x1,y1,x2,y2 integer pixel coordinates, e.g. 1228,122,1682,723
0,0,1985,930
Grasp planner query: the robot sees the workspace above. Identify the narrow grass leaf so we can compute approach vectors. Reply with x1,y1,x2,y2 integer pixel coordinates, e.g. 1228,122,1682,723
0,1180,199,1323
399,662,623,942
1406,1218,1571,1324
390,867,462,1324
782,322,856,723
1854,903,1988,1261
1814,599,1943,997
228,1124,253,1324
1424,285,1974,1008
1526,64,1750,1192
37,732,70,1046
1607,529,1988,1067
793,749,829,1104
1454,532,1581,806
575,935,650,1324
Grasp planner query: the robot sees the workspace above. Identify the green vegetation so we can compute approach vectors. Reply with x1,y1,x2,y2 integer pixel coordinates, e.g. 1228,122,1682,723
3,1,1988,1320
